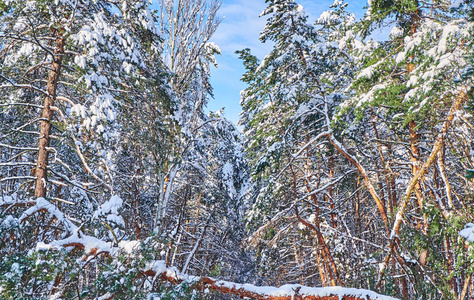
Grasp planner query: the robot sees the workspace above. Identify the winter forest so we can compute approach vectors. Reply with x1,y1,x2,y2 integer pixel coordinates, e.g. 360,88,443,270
1,0,474,299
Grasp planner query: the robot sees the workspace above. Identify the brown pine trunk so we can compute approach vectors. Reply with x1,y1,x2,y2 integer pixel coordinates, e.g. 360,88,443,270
314,248,327,286
407,4,428,233
409,121,427,232
387,141,397,214
370,110,395,216
134,181,142,239
355,178,362,236
34,32,65,198
144,267,392,300
292,243,305,285
328,137,389,231
326,156,337,228
444,235,458,294
300,182,341,286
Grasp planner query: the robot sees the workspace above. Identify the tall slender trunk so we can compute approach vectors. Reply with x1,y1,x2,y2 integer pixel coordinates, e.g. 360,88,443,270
409,121,427,231
34,32,65,198
134,168,142,239
370,109,395,215
407,4,429,233
292,243,305,285
314,248,327,286
326,156,337,228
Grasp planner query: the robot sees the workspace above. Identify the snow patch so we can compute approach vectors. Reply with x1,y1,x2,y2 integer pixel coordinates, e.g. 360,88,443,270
460,223,474,242
93,195,124,227
118,240,141,254
390,26,403,38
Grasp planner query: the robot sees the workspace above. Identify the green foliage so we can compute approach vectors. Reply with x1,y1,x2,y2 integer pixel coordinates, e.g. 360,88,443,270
0,250,78,299
158,282,201,300
359,0,419,37
396,207,472,299
94,256,145,299
0,1,9,16
208,263,223,278
0,240,204,299
466,169,474,180
263,227,276,240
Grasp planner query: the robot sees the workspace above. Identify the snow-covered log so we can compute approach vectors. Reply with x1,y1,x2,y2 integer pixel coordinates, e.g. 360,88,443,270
144,261,398,300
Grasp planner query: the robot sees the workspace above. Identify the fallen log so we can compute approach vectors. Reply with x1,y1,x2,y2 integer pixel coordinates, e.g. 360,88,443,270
144,261,398,300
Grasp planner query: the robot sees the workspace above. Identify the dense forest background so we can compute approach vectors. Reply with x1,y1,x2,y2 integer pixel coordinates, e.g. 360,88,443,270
1,0,474,299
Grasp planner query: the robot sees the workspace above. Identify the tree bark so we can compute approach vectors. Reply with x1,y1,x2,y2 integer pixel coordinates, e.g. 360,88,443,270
296,188,340,287
34,32,65,197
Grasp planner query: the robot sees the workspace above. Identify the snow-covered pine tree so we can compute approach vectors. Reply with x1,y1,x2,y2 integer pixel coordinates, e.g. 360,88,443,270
334,0,474,297
0,1,177,298
239,0,375,288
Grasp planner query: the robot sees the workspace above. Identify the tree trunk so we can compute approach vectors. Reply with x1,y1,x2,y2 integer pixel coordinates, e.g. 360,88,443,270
34,32,65,197
299,184,340,286
409,121,427,232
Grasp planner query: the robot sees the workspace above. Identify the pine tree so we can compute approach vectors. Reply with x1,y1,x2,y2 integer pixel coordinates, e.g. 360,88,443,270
239,0,369,288
0,1,175,297
335,0,474,297
240,0,474,296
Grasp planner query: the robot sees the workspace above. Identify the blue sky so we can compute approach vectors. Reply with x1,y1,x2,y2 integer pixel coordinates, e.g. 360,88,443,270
206,0,369,125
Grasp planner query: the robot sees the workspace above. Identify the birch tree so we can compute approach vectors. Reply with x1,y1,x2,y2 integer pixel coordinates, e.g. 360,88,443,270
152,0,222,233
